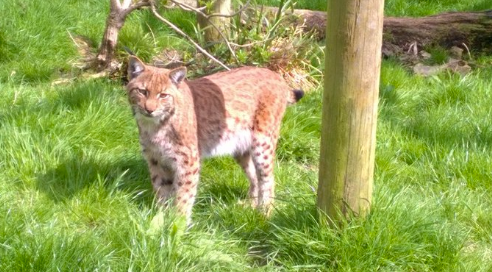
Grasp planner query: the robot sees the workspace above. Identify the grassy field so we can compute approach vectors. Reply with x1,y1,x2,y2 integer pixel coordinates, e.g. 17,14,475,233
1,0,492,271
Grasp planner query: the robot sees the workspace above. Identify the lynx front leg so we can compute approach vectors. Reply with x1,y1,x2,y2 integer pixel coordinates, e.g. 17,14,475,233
234,151,259,207
146,156,175,205
173,151,201,222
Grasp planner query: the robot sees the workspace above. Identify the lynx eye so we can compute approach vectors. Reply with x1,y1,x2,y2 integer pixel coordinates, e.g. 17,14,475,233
158,93,170,99
134,88,148,97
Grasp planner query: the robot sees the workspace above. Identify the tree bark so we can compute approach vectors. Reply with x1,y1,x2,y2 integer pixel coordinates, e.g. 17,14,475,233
197,0,231,43
96,0,150,71
317,0,383,226
96,7,126,71
382,11,492,55
265,8,492,54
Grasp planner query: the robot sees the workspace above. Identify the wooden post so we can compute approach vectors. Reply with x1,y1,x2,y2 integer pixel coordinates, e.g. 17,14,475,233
317,0,384,225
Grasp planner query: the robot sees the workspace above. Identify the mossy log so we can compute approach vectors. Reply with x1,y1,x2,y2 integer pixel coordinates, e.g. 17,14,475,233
268,8,492,55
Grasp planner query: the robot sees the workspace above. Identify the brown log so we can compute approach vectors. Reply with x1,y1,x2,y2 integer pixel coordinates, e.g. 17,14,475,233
268,8,492,55
382,11,492,55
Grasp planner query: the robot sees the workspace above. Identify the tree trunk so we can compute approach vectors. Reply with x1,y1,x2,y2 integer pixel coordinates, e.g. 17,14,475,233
95,0,150,71
264,8,492,54
96,8,126,71
197,0,231,43
317,0,383,226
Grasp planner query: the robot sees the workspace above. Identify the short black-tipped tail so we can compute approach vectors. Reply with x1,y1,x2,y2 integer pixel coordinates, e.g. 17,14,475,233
293,89,304,102
288,89,304,104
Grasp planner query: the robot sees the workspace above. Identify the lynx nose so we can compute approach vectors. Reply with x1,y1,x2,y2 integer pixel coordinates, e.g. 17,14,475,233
144,100,157,115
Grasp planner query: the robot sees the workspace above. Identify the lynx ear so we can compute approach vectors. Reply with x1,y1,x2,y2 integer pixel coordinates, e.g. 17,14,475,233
128,56,146,80
169,67,187,85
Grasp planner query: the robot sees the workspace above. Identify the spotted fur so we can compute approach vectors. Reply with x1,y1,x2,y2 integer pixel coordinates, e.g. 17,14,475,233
126,56,303,222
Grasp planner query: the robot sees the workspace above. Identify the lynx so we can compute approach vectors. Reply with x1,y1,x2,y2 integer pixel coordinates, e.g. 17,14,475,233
126,56,303,222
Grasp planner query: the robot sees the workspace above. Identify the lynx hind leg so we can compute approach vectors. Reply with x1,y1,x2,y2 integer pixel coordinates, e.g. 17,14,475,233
251,133,278,216
234,151,259,207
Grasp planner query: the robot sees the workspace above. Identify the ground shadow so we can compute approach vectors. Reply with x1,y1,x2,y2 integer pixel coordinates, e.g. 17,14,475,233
214,200,320,267
194,159,249,210
36,153,154,206
36,152,253,211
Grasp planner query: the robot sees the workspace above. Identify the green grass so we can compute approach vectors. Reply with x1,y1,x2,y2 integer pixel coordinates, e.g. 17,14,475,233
1,0,492,271
384,0,492,16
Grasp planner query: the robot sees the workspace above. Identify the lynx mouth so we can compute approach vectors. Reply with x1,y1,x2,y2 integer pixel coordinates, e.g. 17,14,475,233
136,110,170,123
136,110,156,119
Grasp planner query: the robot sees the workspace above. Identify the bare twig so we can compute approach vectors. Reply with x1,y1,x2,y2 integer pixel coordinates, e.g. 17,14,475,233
462,43,472,60
67,31,81,50
265,0,292,43
167,0,206,12
149,1,230,70
170,0,252,19
229,40,269,48
122,0,151,16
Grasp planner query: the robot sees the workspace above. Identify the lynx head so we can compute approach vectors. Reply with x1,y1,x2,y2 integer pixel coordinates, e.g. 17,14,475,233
126,56,187,123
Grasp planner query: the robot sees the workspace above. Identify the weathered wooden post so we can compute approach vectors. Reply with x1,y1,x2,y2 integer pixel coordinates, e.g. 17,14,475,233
317,0,384,225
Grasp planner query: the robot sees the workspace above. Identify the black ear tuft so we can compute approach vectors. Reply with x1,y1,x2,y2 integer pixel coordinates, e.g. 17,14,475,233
123,46,135,56
169,67,187,85
128,56,145,80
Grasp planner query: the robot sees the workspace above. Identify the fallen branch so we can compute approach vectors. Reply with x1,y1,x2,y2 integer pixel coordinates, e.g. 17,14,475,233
263,8,492,55
382,11,492,55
